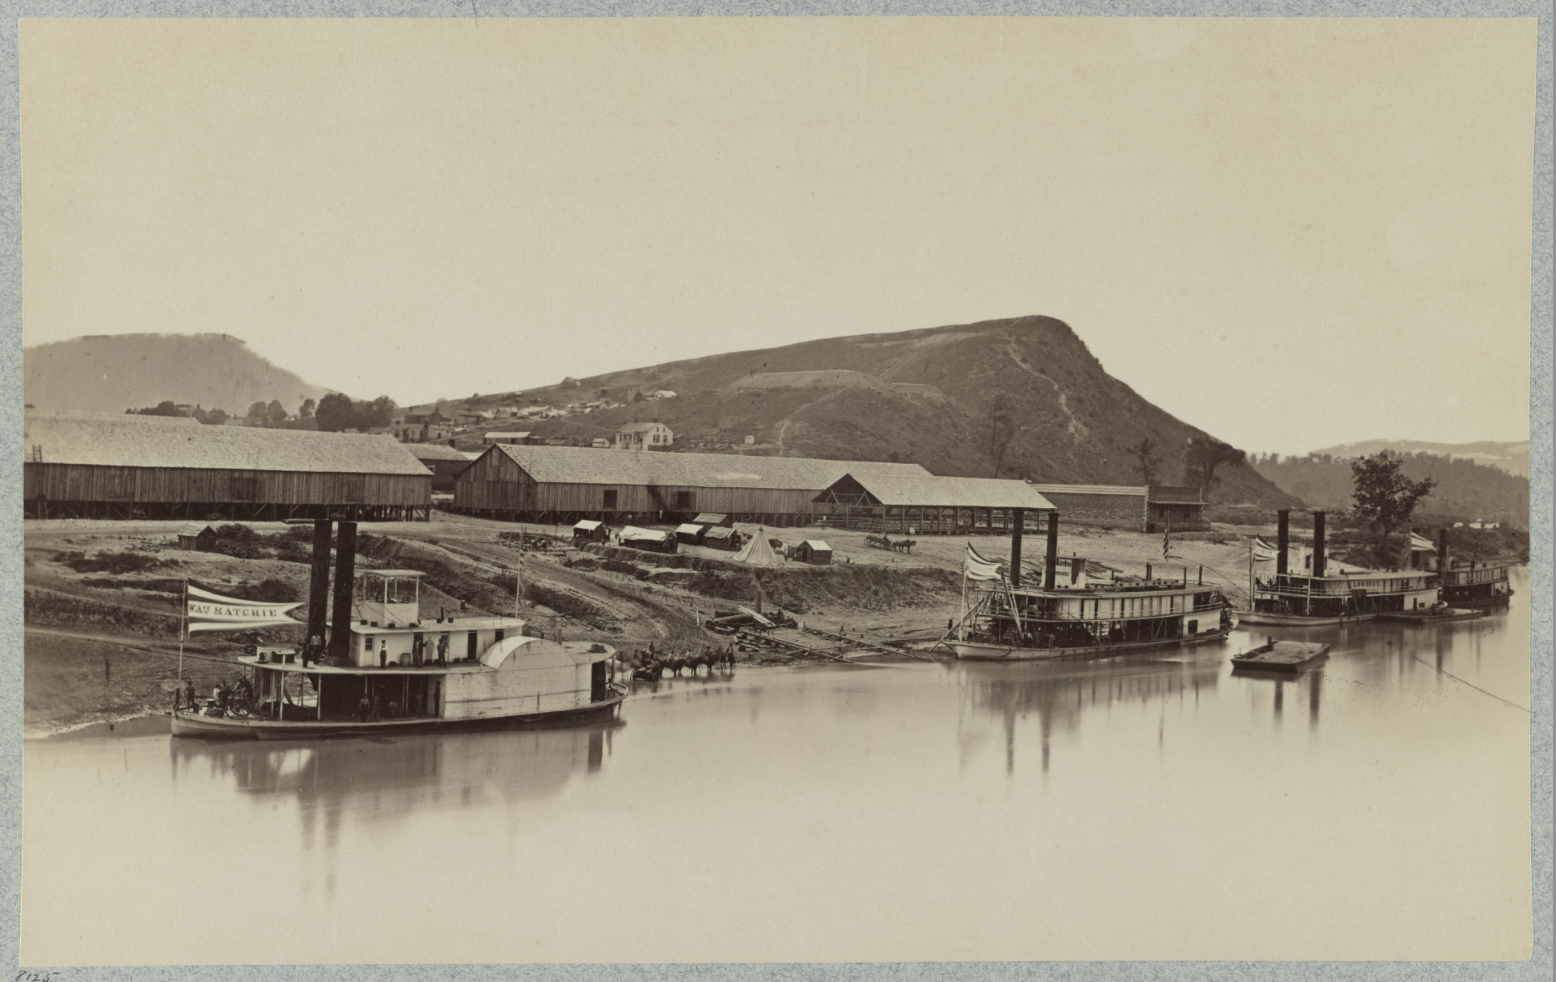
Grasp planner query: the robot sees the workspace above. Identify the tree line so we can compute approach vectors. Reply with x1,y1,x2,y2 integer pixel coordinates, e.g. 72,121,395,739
1251,450,1528,526
125,393,397,432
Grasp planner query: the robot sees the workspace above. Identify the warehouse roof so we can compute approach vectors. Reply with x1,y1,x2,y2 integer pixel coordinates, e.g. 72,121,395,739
403,443,471,462
483,444,931,490
23,410,432,475
1028,483,1148,498
821,473,1056,510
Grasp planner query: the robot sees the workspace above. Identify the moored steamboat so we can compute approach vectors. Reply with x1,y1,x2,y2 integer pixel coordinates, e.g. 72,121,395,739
942,513,1236,662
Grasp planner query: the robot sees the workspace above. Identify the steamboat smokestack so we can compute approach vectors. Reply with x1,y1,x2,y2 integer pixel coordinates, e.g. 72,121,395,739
1276,509,1290,575
1438,527,1450,577
1010,508,1025,589
1312,510,1327,578
328,521,358,663
1043,512,1060,590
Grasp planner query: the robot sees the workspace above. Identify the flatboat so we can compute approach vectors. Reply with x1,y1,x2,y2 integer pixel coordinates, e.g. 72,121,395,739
1230,640,1331,674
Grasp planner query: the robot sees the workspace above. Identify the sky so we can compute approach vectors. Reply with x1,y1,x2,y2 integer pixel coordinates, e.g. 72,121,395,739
20,16,1539,457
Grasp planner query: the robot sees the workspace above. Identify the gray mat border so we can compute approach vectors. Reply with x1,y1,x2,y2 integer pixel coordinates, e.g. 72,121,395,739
0,2,1548,980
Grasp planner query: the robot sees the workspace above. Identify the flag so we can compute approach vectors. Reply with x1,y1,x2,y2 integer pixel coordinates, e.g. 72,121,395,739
185,583,303,634
1251,536,1278,562
963,543,1004,582
1409,532,1436,552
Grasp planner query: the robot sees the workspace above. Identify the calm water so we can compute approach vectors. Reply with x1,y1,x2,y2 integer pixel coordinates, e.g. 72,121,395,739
23,571,1532,964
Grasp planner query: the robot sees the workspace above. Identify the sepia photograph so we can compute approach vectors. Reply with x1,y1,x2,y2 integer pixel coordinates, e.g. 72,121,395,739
11,9,1547,976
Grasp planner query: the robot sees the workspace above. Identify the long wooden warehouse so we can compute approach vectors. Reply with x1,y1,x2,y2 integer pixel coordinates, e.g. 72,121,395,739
812,472,1056,534
23,410,434,521
453,445,932,526
1026,483,1208,533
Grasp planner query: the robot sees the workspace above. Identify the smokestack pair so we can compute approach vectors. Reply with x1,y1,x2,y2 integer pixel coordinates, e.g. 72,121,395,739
1276,508,1326,577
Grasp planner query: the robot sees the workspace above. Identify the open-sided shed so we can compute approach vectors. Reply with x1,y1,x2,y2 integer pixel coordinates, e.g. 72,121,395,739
813,473,1054,534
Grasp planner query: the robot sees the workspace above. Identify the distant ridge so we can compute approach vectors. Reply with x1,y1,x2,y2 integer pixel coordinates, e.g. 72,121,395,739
24,333,332,417
1307,439,1530,478
463,315,1302,508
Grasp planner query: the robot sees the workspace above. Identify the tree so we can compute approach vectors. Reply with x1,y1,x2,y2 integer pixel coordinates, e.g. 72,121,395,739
299,398,316,419
983,393,1018,478
267,400,288,426
314,393,357,432
200,407,229,426
1128,437,1161,485
246,401,270,426
1351,452,1437,566
1183,438,1246,489
363,395,397,429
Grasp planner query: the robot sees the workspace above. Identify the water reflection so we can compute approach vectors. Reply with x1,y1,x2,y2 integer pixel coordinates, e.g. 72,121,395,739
950,653,1222,774
167,724,617,900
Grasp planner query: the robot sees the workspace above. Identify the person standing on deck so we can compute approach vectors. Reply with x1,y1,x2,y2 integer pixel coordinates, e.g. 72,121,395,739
358,693,370,722
379,639,388,668
437,634,448,667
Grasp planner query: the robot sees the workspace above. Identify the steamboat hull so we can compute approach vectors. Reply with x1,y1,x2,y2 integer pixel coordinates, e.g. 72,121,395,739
948,625,1233,662
171,694,625,741
1236,610,1372,627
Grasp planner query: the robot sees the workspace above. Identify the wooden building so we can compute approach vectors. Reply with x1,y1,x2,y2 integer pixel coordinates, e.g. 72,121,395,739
792,539,833,565
405,443,472,494
1027,484,1208,533
23,410,433,521
176,523,216,551
703,526,741,550
452,445,932,526
674,523,707,546
813,473,1055,534
617,526,677,553
572,519,610,544
614,421,673,450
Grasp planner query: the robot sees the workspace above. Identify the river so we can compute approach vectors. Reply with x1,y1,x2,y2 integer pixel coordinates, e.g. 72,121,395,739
21,570,1532,964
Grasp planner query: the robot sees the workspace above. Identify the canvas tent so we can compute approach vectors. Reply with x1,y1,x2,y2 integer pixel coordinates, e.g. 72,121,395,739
732,529,783,567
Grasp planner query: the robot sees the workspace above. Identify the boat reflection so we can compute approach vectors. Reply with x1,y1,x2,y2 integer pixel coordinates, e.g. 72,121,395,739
949,652,1223,774
167,723,620,901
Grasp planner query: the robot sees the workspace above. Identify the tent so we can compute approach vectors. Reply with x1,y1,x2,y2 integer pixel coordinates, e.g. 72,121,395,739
732,528,783,567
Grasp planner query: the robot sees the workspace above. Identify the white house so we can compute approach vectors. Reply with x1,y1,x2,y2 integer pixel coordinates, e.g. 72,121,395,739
615,421,673,451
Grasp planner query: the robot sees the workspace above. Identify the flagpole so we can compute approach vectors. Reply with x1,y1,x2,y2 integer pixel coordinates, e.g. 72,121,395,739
1247,539,1254,610
178,579,187,683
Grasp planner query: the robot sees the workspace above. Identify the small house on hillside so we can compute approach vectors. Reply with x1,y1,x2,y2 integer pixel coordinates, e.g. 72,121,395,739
792,540,832,565
615,421,673,451
484,431,542,446
572,519,609,544
405,442,472,494
176,523,216,552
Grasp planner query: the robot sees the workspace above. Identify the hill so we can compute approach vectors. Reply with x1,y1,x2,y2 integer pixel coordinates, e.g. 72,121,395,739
1309,439,1530,478
23,334,331,418
1251,451,1529,527
462,316,1301,507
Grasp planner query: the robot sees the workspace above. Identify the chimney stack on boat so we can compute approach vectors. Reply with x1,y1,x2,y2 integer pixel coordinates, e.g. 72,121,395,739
1043,512,1060,589
1438,527,1450,576
1010,508,1025,589
1312,510,1327,577
1276,509,1290,575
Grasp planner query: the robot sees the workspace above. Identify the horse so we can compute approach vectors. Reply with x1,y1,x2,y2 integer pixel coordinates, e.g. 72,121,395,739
892,539,916,554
